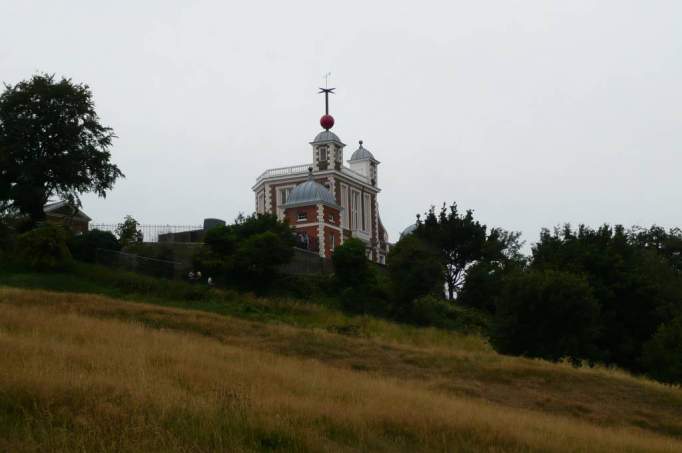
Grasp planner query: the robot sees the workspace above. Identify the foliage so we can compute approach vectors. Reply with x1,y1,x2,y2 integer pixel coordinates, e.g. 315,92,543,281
15,224,72,270
531,224,682,372
116,215,143,247
332,238,371,289
68,229,121,263
386,235,442,316
0,73,123,225
491,269,601,364
199,213,294,288
640,316,682,385
415,203,522,299
235,231,294,285
0,216,16,255
410,295,490,332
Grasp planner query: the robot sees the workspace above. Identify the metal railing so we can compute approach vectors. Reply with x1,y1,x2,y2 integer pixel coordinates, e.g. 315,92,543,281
255,162,371,185
90,224,203,243
256,163,311,182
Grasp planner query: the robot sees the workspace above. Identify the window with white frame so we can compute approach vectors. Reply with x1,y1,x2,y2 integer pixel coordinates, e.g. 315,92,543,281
319,146,328,161
276,186,294,218
297,212,307,222
351,189,360,231
363,193,371,233
340,184,349,229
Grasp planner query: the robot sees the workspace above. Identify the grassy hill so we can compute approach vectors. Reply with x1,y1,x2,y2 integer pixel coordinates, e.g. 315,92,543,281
1,267,681,451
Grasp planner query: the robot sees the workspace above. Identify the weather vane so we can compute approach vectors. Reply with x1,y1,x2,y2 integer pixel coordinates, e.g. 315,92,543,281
318,72,335,119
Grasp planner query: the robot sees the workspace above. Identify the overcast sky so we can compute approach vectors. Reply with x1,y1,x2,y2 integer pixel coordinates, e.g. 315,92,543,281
2,1,681,246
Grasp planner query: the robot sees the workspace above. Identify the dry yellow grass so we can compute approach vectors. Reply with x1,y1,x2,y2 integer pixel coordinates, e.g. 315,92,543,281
1,287,681,452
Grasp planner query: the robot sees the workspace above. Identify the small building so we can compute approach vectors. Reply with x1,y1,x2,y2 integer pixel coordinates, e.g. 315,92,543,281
252,88,390,262
43,201,91,234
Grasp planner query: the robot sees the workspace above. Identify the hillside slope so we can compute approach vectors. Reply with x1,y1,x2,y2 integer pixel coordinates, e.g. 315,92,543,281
1,286,681,452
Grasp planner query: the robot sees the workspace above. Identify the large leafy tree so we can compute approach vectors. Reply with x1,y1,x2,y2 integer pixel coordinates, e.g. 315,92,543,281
415,203,519,300
0,74,123,224
531,224,682,371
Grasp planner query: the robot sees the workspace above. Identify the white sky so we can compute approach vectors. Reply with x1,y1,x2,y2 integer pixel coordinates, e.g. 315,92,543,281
2,1,681,246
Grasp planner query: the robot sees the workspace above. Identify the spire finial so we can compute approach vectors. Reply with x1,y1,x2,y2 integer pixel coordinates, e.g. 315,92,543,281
307,166,313,180
359,140,363,146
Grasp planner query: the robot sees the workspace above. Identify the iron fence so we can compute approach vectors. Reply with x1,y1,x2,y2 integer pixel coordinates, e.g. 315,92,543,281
90,224,202,243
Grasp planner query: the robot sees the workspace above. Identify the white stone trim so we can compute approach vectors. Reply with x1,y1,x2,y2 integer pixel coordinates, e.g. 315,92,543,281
264,184,272,214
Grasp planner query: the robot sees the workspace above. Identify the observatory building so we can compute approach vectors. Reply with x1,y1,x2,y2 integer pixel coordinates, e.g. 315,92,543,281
252,88,390,262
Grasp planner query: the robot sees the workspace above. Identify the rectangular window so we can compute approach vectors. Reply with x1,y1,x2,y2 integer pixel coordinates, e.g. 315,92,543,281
276,186,294,219
279,187,292,205
319,147,328,161
340,184,349,229
363,193,371,233
328,214,334,224
351,189,360,231
329,234,335,252
297,212,307,222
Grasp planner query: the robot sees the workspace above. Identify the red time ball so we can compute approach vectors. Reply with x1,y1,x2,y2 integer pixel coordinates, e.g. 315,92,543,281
320,114,335,130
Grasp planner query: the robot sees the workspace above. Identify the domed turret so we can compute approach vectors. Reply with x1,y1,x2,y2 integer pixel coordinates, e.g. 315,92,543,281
348,140,380,186
349,140,376,161
281,169,339,209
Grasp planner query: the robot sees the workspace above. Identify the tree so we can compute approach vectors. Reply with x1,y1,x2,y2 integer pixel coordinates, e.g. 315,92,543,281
0,74,123,225
387,235,442,316
491,269,601,364
640,316,682,384
234,231,294,285
530,223,682,372
415,203,513,300
68,229,121,263
332,238,370,289
199,213,294,288
116,215,143,247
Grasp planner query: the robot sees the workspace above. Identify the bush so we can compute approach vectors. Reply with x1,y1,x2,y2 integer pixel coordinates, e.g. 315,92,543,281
332,238,370,288
491,269,601,364
68,229,121,262
410,295,490,332
387,235,442,316
0,217,16,256
640,316,682,384
16,224,72,270
234,231,294,287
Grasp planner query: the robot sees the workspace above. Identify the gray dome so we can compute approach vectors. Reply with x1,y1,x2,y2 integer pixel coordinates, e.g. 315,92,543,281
399,222,418,239
311,130,343,144
349,140,375,161
282,177,339,208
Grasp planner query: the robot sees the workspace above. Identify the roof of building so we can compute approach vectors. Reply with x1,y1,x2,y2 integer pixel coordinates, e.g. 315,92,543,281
399,222,418,240
43,200,92,221
282,173,340,209
311,130,344,145
349,140,377,162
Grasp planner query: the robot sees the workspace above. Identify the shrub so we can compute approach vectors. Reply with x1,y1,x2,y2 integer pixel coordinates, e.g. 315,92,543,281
234,231,294,285
68,229,121,263
387,235,442,316
410,295,490,332
332,238,370,288
491,269,600,364
640,316,682,384
0,217,16,256
16,224,72,270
